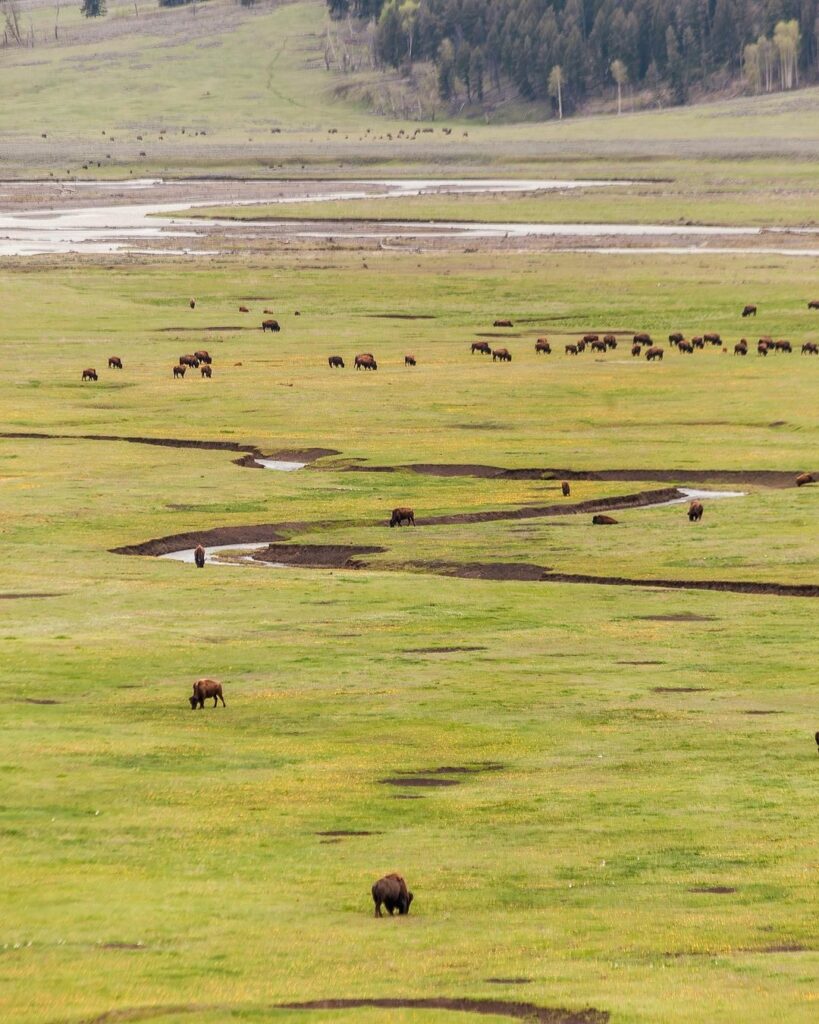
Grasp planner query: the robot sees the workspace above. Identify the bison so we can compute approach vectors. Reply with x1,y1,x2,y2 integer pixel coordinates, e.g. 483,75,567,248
742,304,757,317
801,342,818,355
645,346,664,361
561,481,571,497
194,350,211,364
194,544,206,568
592,514,618,525
631,344,641,357
239,306,249,313
189,298,196,309
355,353,377,370
493,319,513,327
590,339,607,352
390,507,415,527
404,355,416,366
678,340,694,354
692,336,705,349
328,355,344,368
173,364,186,378
796,473,815,486
201,365,212,378
757,341,770,355
189,678,225,709
81,368,97,381
576,340,587,352
734,341,748,355
472,341,491,355
565,344,579,356
371,873,413,917
535,338,551,354
583,334,599,344
688,500,704,521
808,300,819,310
492,348,512,361
704,333,721,345
604,335,617,349
108,357,122,369
668,333,684,345
775,340,792,353
180,354,199,368
633,333,652,345
262,319,281,332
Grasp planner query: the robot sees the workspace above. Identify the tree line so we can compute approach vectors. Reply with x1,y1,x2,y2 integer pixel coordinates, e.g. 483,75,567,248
327,0,819,113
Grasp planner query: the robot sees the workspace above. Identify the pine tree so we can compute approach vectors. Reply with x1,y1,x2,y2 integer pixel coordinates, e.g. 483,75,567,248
80,0,105,15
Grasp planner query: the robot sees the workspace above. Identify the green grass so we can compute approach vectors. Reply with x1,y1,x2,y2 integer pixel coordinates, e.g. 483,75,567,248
1,247,818,1024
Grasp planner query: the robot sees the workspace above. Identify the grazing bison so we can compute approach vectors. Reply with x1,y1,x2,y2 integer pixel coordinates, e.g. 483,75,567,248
561,481,571,497
108,357,122,369
631,344,641,357
796,473,815,486
180,354,199,368
372,873,413,917
603,334,617,349
565,344,579,356
492,348,512,361
734,340,748,355
775,340,792,353
194,544,206,568
189,678,225,709
355,353,377,370
590,339,607,352
757,341,770,355
493,319,513,327
645,346,664,361
239,306,249,313
704,333,721,345
390,507,415,527
328,355,344,368
815,730,819,752
262,319,281,332
173,364,186,378
592,514,618,525
535,338,551,354
201,365,212,378
801,342,818,355
471,341,491,355
575,340,587,352
742,304,757,317
189,299,196,309
404,354,416,366
194,350,211,364
688,500,704,522
583,334,599,344
678,340,694,354
633,333,652,345
81,368,98,381
809,300,819,310
692,336,705,349
668,333,684,345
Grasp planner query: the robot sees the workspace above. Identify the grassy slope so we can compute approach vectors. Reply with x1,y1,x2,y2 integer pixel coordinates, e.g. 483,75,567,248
1,250,818,1024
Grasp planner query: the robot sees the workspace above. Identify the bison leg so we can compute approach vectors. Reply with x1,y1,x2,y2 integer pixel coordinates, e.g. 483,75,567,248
374,900,383,918
219,692,226,707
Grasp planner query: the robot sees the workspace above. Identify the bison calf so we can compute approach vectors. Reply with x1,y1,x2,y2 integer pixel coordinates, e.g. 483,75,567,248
390,507,415,527
189,678,225,709
372,873,413,917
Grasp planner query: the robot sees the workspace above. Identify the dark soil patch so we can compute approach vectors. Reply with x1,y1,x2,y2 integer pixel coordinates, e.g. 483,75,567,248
475,331,524,338
769,421,787,427
278,999,608,1023
99,942,146,951
759,944,808,953
403,645,488,654
689,886,737,894
252,544,386,569
316,830,382,837
21,698,61,705
0,592,64,599
401,560,548,581
652,687,712,693
635,613,718,622
364,313,437,320
541,571,819,599
745,709,783,715
452,423,511,431
618,660,665,665
320,838,343,844
156,325,258,332
380,776,461,788
486,979,533,986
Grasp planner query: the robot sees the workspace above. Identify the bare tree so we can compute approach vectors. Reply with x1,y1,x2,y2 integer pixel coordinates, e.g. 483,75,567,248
548,64,564,120
1,0,24,45
610,59,627,114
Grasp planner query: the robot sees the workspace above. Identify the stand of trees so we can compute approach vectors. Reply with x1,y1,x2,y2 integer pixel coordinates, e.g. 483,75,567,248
327,0,819,113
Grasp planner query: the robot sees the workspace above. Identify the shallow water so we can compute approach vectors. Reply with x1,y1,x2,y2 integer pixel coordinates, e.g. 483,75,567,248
254,458,307,471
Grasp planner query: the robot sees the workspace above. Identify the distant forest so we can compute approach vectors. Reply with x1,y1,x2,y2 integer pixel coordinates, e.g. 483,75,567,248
326,0,818,113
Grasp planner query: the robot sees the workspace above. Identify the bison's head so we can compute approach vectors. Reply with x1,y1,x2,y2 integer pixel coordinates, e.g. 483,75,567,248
189,695,199,709
399,891,414,914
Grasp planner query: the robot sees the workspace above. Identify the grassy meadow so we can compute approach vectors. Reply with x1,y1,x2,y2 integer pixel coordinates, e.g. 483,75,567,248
1,247,818,1024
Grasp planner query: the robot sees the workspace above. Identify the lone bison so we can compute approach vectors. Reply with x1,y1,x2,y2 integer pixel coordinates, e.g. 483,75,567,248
493,319,513,327
645,346,664,361
194,544,206,568
390,507,415,527
328,355,344,368
808,300,819,310
173,365,186,378
535,338,551,354
688,500,704,522
742,304,757,317
796,473,815,486
201,365,212,378
492,348,512,361
561,481,571,497
108,357,122,369
189,678,225,709
471,341,491,355
355,353,377,370
189,299,196,309
262,319,280,332
372,873,413,917
404,355,416,366
592,514,618,525
82,368,98,381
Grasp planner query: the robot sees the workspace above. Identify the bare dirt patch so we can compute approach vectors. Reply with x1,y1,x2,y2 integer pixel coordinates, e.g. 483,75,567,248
652,687,712,693
364,313,437,320
635,613,718,622
403,645,488,653
277,998,609,1023
486,979,533,985
401,560,548,581
316,830,382,837
21,698,61,705
156,325,259,332
744,709,783,715
618,660,665,665
380,776,462,788
689,886,737,894
252,544,386,568
0,592,64,599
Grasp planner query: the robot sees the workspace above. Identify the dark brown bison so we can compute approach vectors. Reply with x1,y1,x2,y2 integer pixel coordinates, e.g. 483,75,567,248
239,306,249,313
404,355,416,366
590,339,607,352
194,350,211,364
742,304,757,317
81,368,98,381
328,355,344,368
633,333,652,345
189,678,225,709
180,354,199,368
108,356,122,369
688,500,704,521
704,333,721,345
775,340,792,353
194,544,206,568
390,507,415,527
645,346,664,361
189,299,196,309
678,340,694,354
472,341,491,355
493,319,513,327
565,344,579,356
372,873,413,917
692,337,705,349
201,365,212,378
815,730,819,752
734,340,748,355
535,338,551,354
263,309,275,314
576,340,587,352
631,344,641,357
801,342,818,355
355,353,377,370
492,348,512,361
603,335,617,349
808,300,819,310
583,334,599,344
261,319,281,332
757,341,769,355
173,364,186,378
592,514,618,525
796,473,815,486
668,333,684,345
561,481,571,497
